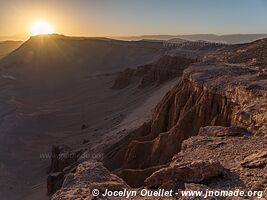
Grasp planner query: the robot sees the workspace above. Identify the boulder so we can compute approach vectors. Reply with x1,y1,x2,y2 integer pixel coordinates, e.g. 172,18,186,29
145,160,224,189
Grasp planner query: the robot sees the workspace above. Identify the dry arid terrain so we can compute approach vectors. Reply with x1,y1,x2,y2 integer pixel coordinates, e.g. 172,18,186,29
0,35,266,200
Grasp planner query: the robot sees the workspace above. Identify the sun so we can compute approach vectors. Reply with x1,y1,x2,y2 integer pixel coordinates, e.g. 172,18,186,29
31,21,54,35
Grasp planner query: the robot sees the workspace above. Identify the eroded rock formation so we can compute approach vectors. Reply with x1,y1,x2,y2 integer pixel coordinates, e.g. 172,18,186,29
47,145,83,195
51,39,267,199
145,160,224,190
112,55,196,89
104,63,266,187
51,161,129,200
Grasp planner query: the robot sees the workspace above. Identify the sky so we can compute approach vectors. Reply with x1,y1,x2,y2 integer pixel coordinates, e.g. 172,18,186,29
0,0,267,40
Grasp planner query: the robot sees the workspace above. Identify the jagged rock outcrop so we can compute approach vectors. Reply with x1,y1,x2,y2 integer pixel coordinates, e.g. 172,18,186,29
145,160,224,189
47,145,83,195
52,161,129,200
172,133,267,194
139,55,196,88
112,55,196,89
104,63,267,187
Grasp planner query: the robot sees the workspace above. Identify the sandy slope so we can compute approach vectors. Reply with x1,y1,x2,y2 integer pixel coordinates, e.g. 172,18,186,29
0,35,172,199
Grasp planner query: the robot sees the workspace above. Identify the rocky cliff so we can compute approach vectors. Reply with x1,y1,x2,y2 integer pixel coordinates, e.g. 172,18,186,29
112,55,196,89
51,40,267,199
104,63,267,187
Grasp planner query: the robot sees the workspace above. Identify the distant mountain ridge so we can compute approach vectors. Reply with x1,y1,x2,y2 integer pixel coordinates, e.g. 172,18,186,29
0,34,29,41
115,34,267,44
0,41,23,59
2,33,267,44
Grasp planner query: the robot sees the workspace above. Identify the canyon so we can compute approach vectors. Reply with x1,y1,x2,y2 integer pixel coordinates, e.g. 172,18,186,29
52,38,266,199
0,35,266,200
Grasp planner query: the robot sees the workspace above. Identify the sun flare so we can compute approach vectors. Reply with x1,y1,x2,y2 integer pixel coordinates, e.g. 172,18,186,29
31,21,54,35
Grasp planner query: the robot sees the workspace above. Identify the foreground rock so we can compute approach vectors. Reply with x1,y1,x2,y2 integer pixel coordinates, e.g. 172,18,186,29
177,133,267,192
145,160,224,189
47,145,83,195
52,161,129,200
104,63,267,188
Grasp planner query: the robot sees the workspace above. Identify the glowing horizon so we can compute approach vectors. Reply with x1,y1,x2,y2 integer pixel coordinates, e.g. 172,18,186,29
1,0,267,40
